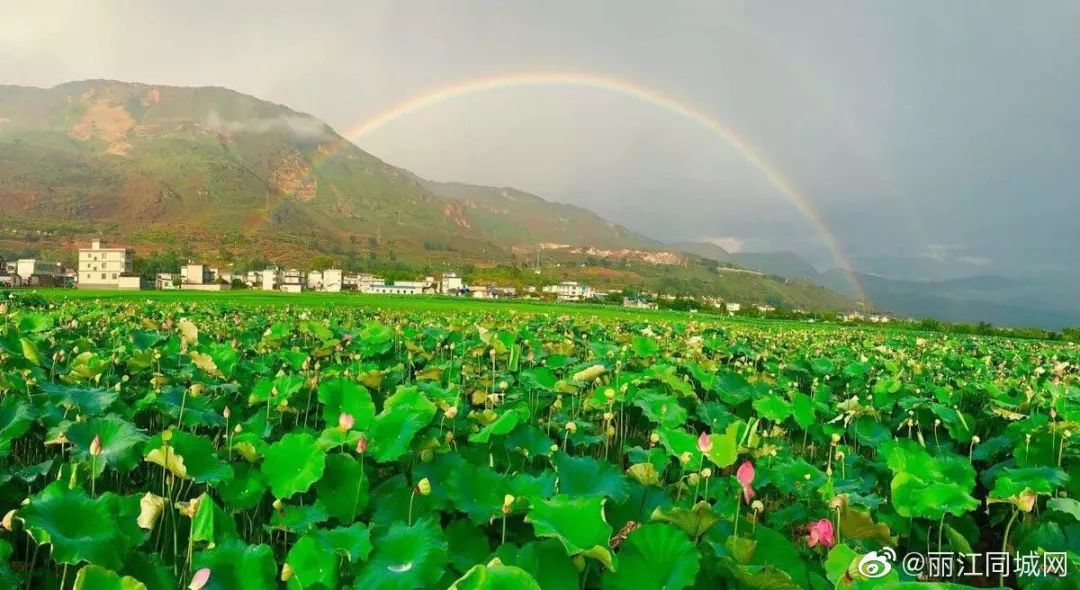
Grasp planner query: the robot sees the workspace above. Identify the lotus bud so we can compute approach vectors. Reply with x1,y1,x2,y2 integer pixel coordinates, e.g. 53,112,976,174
830,433,841,445
233,424,243,434
934,419,941,426
281,563,294,582
89,435,102,457
445,432,455,443
697,431,713,453
603,412,614,421
1065,431,1073,439
189,568,211,590
503,494,515,507
550,444,559,453
687,473,701,486
272,498,284,511
356,435,368,454
417,478,432,496
971,435,981,444
223,406,231,419
339,412,355,432
1,510,15,530
604,388,616,402
649,432,660,444
162,429,173,443
606,426,616,437
445,406,458,419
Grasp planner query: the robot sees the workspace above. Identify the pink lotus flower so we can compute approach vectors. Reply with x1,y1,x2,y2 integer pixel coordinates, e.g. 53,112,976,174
697,431,713,454
338,412,355,431
736,461,755,504
806,519,836,548
189,568,211,590
355,434,368,454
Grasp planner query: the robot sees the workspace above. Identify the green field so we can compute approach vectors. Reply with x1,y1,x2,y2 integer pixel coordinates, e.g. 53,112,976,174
0,289,1076,589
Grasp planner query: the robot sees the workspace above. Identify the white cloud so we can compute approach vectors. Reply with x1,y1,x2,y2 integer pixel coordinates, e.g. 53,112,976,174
204,109,330,141
957,256,991,267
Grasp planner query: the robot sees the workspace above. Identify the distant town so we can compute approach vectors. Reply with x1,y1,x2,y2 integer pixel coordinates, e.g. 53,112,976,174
0,238,904,322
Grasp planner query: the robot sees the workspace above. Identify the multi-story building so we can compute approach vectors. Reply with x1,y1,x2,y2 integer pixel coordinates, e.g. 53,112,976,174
77,240,135,289
440,272,464,294
542,281,593,301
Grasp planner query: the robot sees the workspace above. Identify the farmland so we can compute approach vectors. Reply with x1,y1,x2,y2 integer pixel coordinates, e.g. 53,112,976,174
0,290,1077,589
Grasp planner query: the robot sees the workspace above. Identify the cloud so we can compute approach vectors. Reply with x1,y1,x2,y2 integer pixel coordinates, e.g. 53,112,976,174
702,236,744,252
957,256,991,267
204,109,330,141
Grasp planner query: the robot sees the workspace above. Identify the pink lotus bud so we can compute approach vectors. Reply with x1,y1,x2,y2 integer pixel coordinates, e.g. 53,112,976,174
338,412,355,431
89,435,102,457
355,434,368,454
189,568,211,590
697,431,713,453
736,461,755,503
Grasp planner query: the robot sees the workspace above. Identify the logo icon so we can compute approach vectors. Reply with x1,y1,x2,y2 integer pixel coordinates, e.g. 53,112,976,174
857,547,896,579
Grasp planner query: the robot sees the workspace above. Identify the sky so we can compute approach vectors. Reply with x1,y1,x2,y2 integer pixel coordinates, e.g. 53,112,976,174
2,0,1078,274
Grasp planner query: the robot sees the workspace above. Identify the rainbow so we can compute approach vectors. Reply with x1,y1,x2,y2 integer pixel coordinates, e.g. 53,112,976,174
320,71,867,303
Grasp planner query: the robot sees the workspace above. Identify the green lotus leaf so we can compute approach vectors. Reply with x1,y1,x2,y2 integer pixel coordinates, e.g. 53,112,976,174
20,336,43,365
650,501,721,540
40,382,118,416
0,395,34,458
190,492,238,546
471,410,520,443
634,393,688,429
21,482,129,568
753,395,792,423
261,432,326,499
703,422,740,469
354,519,449,590
216,463,267,511
602,524,699,590
144,430,232,484
269,502,330,534
67,414,147,475
444,460,506,523
555,453,630,502
317,377,376,429
987,466,1069,511
445,519,492,574
285,534,338,589
450,558,542,590
884,440,979,519
526,495,614,570
1047,497,1080,522
315,453,368,522
510,540,580,590
368,386,437,463
316,523,373,562
193,540,277,590
73,565,147,590
716,557,802,590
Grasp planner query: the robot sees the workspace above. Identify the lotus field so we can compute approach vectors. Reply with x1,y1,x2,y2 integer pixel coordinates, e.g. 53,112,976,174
0,293,1078,590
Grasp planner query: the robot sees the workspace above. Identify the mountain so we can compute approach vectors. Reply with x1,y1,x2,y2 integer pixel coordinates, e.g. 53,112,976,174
668,241,735,263
0,79,862,311
669,242,819,279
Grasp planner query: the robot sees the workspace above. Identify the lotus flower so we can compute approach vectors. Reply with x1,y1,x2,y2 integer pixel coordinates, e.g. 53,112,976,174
355,435,368,454
807,519,836,548
339,412,355,431
697,431,713,454
736,461,755,504
189,568,211,590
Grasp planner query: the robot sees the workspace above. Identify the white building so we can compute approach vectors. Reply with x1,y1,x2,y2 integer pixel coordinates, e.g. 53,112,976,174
15,259,63,286
365,283,423,295
180,264,228,291
156,273,179,290
307,270,324,291
282,269,305,291
261,269,280,291
725,302,742,313
440,272,464,294
542,281,593,301
77,240,135,289
321,269,343,292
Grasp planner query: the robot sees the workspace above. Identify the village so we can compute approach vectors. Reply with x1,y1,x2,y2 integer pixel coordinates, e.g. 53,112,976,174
0,238,895,323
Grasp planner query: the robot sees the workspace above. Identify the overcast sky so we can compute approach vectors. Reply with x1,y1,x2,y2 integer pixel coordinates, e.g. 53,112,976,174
3,1,1078,273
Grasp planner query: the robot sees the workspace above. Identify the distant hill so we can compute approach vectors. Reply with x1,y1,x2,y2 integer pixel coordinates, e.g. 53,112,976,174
668,241,735,263
670,242,819,279
0,79,862,312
